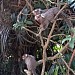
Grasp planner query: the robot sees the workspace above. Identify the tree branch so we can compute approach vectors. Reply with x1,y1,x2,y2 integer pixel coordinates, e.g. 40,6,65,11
41,20,56,75
37,42,69,65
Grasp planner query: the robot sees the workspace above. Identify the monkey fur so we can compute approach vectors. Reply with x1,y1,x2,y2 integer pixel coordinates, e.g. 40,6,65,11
32,7,73,36
22,54,37,75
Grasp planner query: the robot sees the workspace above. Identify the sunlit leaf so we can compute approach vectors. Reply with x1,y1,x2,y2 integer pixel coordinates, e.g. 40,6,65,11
45,72,48,75
62,35,71,44
54,65,59,75
69,38,75,48
19,7,28,21
48,64,55,75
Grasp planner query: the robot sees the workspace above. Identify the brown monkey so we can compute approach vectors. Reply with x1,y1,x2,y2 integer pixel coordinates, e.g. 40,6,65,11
22,54,37,75
32,7,73,36
32,8,48,21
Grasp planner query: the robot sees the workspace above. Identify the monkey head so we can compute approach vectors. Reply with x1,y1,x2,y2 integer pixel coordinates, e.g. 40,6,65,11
32,8,42,16
22,54,28,60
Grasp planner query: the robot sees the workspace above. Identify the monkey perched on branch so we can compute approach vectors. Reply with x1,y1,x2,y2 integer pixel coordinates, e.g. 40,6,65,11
22,54,37,75
32,7,73,36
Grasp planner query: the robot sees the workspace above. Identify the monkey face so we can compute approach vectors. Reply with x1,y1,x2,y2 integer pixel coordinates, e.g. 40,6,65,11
35,14,41,20
35,15,45,25
32,9,46,25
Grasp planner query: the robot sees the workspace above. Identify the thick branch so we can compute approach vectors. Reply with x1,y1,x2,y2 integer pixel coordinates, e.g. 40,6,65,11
41,21,56,75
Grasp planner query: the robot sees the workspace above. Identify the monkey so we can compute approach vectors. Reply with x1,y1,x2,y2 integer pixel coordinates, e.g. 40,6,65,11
32,7,73,36
22,54,37,75
32,8,48,23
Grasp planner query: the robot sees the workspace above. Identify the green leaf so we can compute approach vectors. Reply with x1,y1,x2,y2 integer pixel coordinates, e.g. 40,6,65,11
73,37,75,41
70,27,75,33
54,65,59,75
69,38,75,49
45,72,48,75
59,65,65,74
48,64,55,75
62,35,71,44
25,20,33,25
64,54,71,62
71,61,75,70
34,1,46,9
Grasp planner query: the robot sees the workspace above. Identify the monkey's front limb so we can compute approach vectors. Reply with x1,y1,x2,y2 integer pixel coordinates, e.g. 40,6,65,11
24,69,32,75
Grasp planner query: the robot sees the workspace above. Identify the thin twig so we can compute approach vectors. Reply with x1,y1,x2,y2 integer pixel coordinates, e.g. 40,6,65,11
44,21,57,49
48,0,56,4
25,0,33,11
22,27,65,44
47,0,66,5
17,6,26,22
57,0,60,8
22,27,37,35
39,34,44,47
1,0,3,12
68,49,75,75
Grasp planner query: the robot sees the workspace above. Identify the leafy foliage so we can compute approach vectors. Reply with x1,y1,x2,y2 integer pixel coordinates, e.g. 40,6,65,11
45,62,66,75
62,28,75,48
13,20,33,30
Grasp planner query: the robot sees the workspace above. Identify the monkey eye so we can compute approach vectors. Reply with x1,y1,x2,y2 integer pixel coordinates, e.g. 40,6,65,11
25,54,28,57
